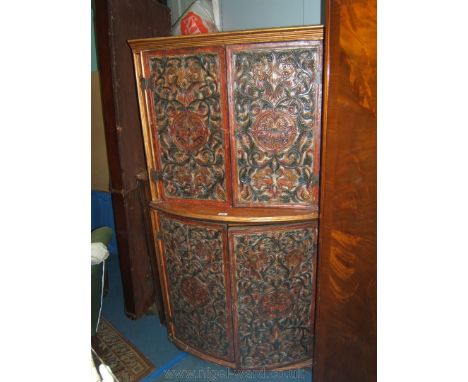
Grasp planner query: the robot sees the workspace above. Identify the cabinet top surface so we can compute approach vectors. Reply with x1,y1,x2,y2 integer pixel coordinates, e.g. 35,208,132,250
129,25,324,52
150,201,318,224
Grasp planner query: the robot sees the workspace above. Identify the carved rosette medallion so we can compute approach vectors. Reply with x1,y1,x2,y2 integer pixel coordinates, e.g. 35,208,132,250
169,111,210,154
147,51,228,201
231,224,317,368
180,276,210,307
259,288,294,318
228,42,322,207
160,215,232,361
251,110,297,153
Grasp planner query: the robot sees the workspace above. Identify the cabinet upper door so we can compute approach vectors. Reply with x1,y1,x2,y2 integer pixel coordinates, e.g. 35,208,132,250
141,47,231,205
227,41,323,209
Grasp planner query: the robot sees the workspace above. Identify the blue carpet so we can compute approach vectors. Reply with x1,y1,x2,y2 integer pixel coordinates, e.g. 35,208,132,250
100,251,313,382
140,352,189,382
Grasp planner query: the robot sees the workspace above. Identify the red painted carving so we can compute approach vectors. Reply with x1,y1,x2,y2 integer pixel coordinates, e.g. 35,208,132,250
285,248,304,273
170,111,209,154
231,224,317,367
161,215,233,360
180,276,210,307
146,50,229,202
228,42,322,207
259,288,294,318
251,110,297,153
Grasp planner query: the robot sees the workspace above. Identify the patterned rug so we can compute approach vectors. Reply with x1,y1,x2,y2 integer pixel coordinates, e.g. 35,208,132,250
92,317,155,382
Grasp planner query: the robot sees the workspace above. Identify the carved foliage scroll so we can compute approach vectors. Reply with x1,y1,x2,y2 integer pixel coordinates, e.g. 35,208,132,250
146,49,228,202
160,215,233,361
230,224,317,368
228,42,322,208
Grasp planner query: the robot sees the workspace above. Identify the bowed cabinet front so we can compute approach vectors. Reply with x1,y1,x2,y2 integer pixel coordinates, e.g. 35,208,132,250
130,26,323,370
155,212,317,369
158,214,235,364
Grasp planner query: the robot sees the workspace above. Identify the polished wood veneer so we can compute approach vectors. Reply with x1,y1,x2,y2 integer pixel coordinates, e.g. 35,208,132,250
313,0,377,381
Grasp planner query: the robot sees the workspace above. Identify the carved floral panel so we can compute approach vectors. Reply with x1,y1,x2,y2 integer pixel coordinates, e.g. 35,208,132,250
159,215,233,361
230,223,317,368
228,42,323,208
144,48,229,203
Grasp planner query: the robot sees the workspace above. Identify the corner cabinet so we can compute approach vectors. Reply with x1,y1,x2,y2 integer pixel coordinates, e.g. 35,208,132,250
130,26,323,370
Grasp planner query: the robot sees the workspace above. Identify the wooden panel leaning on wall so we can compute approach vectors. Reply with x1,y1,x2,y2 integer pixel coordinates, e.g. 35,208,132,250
313,0,377,381
94,0,171,320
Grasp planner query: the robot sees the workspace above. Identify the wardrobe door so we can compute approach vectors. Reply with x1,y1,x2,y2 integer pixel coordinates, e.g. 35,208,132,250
229,222,318,369
94,0,171,319
140,47,231,206
227,41,323,209
158,214,235,363
314,0,376,380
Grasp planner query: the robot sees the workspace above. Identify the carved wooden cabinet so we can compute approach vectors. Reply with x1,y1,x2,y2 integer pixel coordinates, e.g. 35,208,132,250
130,26,323,370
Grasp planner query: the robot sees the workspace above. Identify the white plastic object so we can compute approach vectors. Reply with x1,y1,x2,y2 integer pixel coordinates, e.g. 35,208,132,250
172,0,219,35
91,242,109,265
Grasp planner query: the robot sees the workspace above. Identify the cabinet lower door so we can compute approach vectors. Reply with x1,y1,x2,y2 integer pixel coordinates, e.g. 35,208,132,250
229,222,318,369
158,213,234,363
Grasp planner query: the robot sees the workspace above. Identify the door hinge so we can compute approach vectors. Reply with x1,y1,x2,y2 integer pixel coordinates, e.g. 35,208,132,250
150,169,164,182
140,77,153,90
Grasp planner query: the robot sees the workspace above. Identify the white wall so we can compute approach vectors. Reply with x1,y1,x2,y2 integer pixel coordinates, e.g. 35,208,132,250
167,0,322,31
221,0,321,31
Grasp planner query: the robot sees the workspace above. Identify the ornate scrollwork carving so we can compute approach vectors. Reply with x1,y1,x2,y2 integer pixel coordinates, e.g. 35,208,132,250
232,225,317,367
149,52,227,201
160,216,232,360
230,43,322,206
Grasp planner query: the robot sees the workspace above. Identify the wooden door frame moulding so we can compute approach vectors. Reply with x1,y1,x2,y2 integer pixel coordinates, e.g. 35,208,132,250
313,0,377,381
